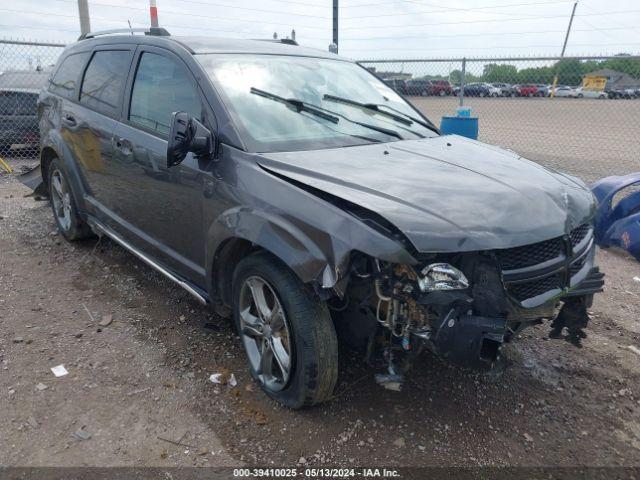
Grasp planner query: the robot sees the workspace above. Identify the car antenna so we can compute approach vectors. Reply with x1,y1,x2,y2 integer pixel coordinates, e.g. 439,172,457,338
127,20,134,35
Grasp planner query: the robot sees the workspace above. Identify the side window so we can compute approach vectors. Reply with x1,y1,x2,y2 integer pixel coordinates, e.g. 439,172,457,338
80,50,131,116
129,52,202,136
48,52,89,99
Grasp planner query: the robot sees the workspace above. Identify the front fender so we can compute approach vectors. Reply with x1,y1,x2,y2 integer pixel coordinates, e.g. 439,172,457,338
206,206,355,298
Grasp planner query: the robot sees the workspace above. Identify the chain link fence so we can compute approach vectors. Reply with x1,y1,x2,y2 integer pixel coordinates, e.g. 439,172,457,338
0,39,65,168
359,55,640,183
1,39,639,183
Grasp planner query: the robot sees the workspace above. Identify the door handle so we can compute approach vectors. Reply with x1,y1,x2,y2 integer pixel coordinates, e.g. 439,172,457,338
62,114,76,126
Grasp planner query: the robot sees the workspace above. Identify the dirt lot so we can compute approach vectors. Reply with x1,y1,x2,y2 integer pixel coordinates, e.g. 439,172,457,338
411,97,640,183
2,170,640,471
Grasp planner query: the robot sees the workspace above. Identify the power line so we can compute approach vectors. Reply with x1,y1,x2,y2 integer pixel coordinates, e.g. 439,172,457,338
341,0,572,9
340,25,639,42
342,0,575,19
344,41,640,52
0,6,330,31
341,9,640,30
49,0,330,20
174,0,329,10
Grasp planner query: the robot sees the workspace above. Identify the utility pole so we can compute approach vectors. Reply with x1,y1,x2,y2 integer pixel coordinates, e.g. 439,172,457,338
550,1,578,98
150,0,159,28
77,0,91,35
332,0,339,54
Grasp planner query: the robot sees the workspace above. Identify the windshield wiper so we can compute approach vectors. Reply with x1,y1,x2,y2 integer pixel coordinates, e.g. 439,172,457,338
251,88,402,140
251,88,339,124
323,94,439,133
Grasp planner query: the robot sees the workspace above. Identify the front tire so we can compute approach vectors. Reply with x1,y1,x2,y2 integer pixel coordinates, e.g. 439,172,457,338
232,251,338,409
47,158,92,241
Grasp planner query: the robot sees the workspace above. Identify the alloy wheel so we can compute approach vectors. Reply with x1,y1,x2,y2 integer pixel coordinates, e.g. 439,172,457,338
238,275,292,391
50,169,72,232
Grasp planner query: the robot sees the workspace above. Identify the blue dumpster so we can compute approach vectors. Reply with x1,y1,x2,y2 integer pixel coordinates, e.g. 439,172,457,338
440,115,479,140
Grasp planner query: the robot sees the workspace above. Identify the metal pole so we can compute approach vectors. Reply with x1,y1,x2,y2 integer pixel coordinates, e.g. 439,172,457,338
150,0,159,28
77,0,91,35
550,1,578,98
332,0,339,54
459,58,466,107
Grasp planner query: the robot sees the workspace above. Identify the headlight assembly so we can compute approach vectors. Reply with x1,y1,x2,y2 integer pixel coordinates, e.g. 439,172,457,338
418,263,469,292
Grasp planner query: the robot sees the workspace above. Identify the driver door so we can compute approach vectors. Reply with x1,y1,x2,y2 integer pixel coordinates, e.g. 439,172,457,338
108,46,215,284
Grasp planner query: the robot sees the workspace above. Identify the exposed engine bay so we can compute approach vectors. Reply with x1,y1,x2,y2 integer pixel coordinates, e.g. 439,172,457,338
329,224,605,390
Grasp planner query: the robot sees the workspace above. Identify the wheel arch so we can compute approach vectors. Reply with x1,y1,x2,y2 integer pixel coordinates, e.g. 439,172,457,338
40,146,59,193
206,208,339,306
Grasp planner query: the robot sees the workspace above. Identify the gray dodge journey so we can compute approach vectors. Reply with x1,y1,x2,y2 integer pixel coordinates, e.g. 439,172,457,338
34,28,603,408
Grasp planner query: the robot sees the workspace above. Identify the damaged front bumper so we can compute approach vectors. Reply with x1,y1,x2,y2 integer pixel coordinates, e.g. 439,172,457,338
343,222,605,373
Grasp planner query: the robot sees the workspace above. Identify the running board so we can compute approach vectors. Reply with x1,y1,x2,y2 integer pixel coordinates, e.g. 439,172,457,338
89,219,208,305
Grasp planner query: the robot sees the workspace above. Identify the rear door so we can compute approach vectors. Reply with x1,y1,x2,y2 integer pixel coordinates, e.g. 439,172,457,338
73,46,135,207
108,46,215,283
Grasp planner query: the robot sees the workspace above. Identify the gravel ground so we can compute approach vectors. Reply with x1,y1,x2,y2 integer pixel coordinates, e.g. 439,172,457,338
2,171,640,469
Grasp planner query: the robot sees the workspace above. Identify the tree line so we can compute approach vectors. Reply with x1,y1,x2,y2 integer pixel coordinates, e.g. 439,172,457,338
417,55,640,86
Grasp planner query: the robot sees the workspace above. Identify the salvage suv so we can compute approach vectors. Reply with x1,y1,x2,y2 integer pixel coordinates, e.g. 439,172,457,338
33,29,604,408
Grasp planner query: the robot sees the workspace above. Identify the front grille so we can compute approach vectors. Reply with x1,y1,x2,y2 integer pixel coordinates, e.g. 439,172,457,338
508,273,563,302
499,223,593,303
496,237,563,270
569,254,587,276
570,223,591,247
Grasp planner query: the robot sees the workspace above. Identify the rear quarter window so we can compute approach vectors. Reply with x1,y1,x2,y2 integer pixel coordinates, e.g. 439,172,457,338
48,52,89,99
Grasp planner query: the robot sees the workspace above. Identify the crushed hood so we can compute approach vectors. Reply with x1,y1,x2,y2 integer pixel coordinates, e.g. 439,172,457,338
258,135,595,253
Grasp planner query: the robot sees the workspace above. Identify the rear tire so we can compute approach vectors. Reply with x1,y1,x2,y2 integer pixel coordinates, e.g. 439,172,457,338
47,158,93,241
232,251,339,409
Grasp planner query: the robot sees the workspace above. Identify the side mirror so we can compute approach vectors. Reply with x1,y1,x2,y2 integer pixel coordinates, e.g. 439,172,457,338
167,111,216,168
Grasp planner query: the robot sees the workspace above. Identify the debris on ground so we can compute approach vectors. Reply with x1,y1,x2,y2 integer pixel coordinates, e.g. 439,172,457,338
628,345,640,357
72,428,91,441
13,337,24,343
82,303,96,322
392,438,406,448
98,314,113,327
50,365,69,377
27,416,39,429
633,276,640,283
374,373,403,392
35,382,48,391
209,369,235,386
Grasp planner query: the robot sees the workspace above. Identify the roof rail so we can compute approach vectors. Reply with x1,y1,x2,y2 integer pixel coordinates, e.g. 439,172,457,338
78,27,170,41
253,38,299,46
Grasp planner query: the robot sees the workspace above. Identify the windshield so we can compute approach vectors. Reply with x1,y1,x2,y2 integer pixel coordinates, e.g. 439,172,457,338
196,54,437,152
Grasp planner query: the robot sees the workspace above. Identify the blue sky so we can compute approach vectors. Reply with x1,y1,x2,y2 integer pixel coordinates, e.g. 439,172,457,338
0,0,638,58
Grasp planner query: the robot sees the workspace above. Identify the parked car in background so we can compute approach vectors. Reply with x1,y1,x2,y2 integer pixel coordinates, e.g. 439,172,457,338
491,83,516,97
551,86,578,98
428,80,453,96
405,79,430,96
383,78,407,95
535,84,550,97
516,84,539,97
575,87,607,99
0,88,40,155
483,83,501,97
463,83,492,97
606,88,635,99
